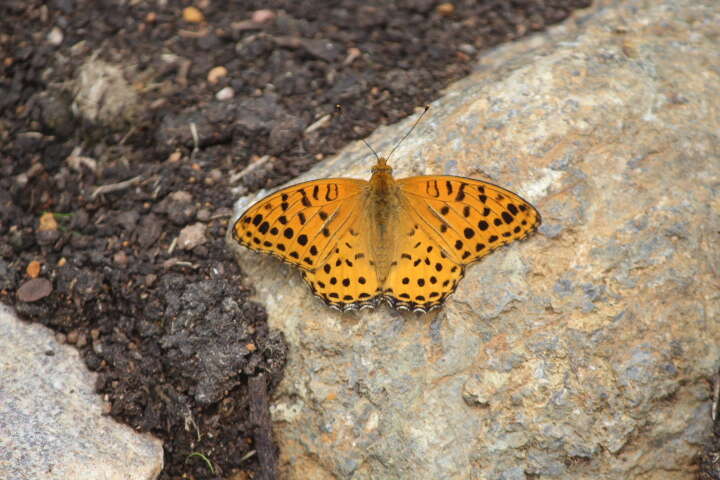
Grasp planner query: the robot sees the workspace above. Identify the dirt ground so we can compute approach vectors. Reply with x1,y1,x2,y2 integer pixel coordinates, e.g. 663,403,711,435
3,1,717,479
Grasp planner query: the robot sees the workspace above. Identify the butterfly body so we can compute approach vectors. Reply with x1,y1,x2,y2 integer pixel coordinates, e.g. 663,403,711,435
232,156,541,313
365,158,403,283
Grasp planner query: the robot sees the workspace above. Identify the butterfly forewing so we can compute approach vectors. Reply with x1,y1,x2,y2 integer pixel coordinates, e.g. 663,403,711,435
396,176,541,263
233,179,367,269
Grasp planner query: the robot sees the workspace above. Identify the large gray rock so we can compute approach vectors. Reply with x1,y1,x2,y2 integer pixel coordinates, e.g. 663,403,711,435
0,305,163,480
227,0,720,478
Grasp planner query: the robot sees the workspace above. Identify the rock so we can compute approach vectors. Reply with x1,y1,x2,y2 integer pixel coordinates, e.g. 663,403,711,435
227,0,720,478
268,115,305,154
114,210,139,231
155,102,235,150
0,305,163,479
163,192,197,226
177,223,207,250
32,90,76,138
234,93,287,134
301,38,343,63
137,213,163,248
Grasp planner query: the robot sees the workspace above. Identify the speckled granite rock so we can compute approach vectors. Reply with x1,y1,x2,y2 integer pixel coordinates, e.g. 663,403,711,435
228,0,720,478
0,305,163,480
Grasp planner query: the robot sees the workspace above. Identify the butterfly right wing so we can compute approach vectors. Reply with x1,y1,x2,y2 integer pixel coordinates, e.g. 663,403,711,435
381,175,541,313
232,179,367,269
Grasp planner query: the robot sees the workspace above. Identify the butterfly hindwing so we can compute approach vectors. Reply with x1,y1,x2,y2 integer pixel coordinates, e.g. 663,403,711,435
300,215,381,311
233,179,367,269
382,220,464,312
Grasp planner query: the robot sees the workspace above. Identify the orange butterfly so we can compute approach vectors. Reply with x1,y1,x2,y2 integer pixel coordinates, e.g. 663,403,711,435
231,152,541,313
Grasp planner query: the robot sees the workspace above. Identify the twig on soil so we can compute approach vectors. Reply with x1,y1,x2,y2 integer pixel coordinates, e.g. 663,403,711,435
713,373,719,422
167,237,177,254
229,155,271,184
305,113,331,134
67,146,98,173
238,450,256,463
190,122,200,158
15,163,44,187
91,175,143,199
249,374,278,480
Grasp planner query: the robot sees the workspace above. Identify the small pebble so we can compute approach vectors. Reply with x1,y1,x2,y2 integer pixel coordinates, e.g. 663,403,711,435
38,212,58,231
183,6,205,23
66,330,79,344
47,26,64,46
436,2,455,16
252,9,275,23
458,43,477,55
196,208,211,222
26,260,41,278
113,250,129,267
207,65,228,84
209,168,223,181
17,278,53,302
216,86,234,100
169,190,193,202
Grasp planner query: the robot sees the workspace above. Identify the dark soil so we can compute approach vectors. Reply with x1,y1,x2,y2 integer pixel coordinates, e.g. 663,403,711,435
0,0,635,479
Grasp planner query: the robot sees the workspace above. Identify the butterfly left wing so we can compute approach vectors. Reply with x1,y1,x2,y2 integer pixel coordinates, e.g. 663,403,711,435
233,178,383,311
381,175,541,312
232,178,367,269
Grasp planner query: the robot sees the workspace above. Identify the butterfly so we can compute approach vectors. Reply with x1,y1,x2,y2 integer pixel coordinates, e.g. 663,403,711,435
231,154,541,313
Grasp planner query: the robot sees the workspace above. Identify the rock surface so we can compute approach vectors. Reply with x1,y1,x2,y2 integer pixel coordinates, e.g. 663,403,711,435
227,0,720,478
0,305,163,480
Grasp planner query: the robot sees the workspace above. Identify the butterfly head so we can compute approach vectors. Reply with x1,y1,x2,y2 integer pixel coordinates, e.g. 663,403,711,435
371,157,392,174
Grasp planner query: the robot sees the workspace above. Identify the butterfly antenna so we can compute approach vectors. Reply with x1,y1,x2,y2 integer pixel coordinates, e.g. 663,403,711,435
362,138,381,161
386,105,430,162
336,103,382,161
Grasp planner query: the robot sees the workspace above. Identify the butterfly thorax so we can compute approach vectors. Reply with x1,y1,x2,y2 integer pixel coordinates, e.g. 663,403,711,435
366,158,401,283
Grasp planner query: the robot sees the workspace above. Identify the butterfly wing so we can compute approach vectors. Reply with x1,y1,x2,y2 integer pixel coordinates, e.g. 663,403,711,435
383,175,541,312
381,220,467,312
233,178,382,310
300,210,382,311
232,179,367,269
